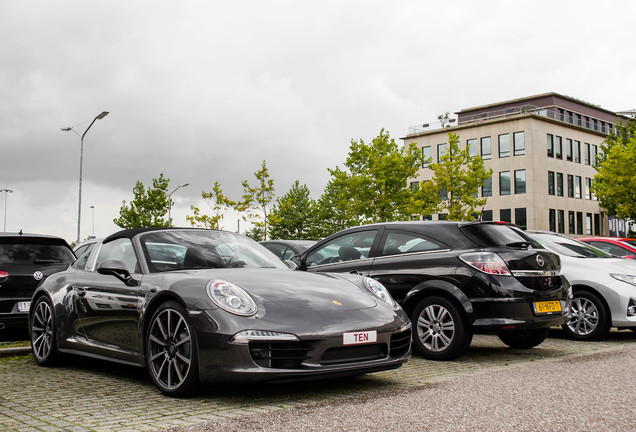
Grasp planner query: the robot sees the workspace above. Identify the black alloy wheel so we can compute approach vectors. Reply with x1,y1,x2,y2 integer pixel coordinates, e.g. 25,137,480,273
146,301,199,397
30,296,59,365
562,290,611,341
411,295,472,361
498,328,550,349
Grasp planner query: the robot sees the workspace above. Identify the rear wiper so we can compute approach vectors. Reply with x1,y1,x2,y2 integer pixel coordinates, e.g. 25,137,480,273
34,259,63,264
506,241,531,249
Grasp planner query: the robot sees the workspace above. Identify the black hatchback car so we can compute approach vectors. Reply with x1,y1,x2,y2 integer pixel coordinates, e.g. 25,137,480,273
0,233,75,335
292,221,571,360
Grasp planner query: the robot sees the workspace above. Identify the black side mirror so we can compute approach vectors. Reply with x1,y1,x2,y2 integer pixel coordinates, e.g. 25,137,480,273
97,259,139,286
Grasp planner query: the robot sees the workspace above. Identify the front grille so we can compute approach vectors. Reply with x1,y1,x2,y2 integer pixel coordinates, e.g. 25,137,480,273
249,341,312,369
389,329,411,357
515,275,562,291
320,344,387,365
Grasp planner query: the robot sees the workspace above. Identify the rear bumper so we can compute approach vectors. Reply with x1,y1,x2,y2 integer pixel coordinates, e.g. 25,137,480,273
470,298,570,334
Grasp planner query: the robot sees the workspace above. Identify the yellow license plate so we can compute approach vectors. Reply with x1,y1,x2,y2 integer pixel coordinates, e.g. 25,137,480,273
534,300,562,314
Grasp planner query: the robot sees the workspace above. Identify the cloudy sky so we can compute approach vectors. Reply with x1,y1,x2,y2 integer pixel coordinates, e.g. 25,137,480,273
1,0,634,243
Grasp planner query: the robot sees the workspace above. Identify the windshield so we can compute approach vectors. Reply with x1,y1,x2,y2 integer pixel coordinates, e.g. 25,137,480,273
0,238,75,265
138,229,286,272
528,233,613,258
460,223,543,249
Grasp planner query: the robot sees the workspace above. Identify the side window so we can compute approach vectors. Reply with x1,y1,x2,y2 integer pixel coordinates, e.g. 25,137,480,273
96,238,139,274
380,231,445,256
264,243,287,260
72,243,96,270
306,230,377,267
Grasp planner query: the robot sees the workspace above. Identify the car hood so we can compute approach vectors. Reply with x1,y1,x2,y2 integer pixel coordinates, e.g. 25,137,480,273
560,255,636,275
171,268,378,312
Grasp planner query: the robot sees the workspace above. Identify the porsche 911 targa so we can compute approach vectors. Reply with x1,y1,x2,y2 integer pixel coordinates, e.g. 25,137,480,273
29,228,411,396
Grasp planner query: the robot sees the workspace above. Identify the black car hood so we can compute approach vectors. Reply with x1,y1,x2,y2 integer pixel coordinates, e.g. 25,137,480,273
170,268,378,312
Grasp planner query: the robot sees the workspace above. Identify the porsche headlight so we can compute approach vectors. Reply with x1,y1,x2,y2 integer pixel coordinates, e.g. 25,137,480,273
610,273,636,287
364,277,394,305
206,279,257,316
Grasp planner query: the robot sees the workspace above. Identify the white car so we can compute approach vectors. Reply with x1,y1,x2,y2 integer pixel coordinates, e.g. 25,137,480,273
525,231,636,340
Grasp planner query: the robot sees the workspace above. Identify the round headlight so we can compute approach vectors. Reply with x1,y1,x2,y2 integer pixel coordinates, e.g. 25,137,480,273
364,277,394,305
206,279,257,316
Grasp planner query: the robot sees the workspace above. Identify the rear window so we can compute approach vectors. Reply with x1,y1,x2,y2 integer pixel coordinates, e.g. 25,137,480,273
0,238,75,265
460,223,543,249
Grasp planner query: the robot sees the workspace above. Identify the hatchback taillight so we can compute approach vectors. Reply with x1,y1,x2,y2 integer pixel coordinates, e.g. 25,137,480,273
460,252,511,275
0,271,8,280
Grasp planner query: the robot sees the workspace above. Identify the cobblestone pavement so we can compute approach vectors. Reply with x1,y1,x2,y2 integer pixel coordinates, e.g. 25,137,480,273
1,329,635,431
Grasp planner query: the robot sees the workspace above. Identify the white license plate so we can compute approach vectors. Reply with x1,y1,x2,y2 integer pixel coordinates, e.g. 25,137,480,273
17,301,31,312
343,330,377,345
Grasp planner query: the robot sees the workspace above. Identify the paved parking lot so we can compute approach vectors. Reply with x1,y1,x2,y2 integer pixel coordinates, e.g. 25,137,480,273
1,329,635,431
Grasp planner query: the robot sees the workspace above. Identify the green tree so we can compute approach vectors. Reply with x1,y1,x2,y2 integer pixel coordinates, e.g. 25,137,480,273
592,119,636,219
419,132,492,221
327,129,425,224
114,174,171,228
268,181,317,240
186,181,236,229
235,160,275,241
312,178,357,238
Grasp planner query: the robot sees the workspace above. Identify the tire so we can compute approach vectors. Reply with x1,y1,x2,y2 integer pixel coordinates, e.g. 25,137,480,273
411,296,472,361
146,301,200,397
30,296,60,366
562,290,611,341
498,328,550,349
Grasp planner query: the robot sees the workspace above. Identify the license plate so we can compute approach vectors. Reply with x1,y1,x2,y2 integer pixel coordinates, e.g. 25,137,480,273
343,330,377,345
533,300,561,314
17,301,31,312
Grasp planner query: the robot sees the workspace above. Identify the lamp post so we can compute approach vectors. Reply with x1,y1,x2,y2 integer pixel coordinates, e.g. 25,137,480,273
167,183,189,227
0,188,13,232
62,111,109,243
89,205,95,237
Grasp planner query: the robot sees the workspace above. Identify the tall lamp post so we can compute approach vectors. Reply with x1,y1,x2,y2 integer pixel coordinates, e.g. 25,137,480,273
89,205,95,238
0,188,13,232
167,183,189,227
62,111,109,243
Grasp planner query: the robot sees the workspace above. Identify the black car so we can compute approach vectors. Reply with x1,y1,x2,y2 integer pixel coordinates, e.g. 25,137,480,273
0,232,75,336
292,221,571,360
30,228,411,396
260,240,315,261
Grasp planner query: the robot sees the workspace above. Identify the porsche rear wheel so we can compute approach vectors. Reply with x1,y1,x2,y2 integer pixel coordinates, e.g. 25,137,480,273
30,296,59,366
146,301,199,397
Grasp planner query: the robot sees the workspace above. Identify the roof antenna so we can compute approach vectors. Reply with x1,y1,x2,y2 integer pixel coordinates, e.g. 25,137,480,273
19,229,23,236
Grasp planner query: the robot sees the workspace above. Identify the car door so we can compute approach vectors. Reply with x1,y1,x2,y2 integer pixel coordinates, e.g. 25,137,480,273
301,228,381,277
73,238,143,355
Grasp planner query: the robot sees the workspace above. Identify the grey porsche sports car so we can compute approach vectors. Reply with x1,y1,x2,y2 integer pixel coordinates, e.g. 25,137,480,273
29,228,411,396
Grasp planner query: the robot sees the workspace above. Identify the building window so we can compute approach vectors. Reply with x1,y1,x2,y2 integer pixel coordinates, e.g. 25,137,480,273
500,171,511,195
515,208,527,230
467,139,478,157
437,143,448,162
500,209,511,223
548,171,555,195
514,170,526,194
482,210,493,221
498,134,510,158
576,212,583,234
594,214,600,235
592,145,598,166
566,138,573,161
482,175,492,197
584,143,591,165
556,173,563,196
585,178,592,199
586,213,593,235
410,181,419,191
574,141,581,163
567,175,574,198
568,211,575,234
555,136,563,159
575,176,582,199
547,134,554,157
576,114,582,127
481,137,492,160
549,209,556,232
422,146,432,168
513,131,525,156
558,210,565,233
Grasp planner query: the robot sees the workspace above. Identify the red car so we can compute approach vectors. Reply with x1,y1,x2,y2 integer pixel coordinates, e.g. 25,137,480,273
578,237,636,259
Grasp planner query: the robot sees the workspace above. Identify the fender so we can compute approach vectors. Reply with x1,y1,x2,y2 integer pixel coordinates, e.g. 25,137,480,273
402,279,475,322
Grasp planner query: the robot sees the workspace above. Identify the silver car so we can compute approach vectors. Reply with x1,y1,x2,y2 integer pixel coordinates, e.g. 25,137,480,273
525,230,636,340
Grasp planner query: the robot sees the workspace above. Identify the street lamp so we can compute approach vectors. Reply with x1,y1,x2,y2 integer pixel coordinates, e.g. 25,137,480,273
0,188,13,232
62,111,109,243
167,183,189,227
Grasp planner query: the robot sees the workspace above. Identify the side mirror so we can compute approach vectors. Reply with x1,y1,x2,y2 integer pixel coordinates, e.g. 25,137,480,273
289,254,302,270
97,259,139,286
284,259,298,270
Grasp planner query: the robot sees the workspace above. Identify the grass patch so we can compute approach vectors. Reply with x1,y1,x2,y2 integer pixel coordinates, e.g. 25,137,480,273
0,341,30,349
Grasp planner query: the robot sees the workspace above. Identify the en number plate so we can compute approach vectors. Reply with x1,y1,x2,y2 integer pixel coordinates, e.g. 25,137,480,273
533,300,561,314
343,330,377,345
17,301,31,312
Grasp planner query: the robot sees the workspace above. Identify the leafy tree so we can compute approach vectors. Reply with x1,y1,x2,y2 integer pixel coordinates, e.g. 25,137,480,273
186,181,235,229
235,160,275,241
114,174,171,228
327,129,425,224
418,132,492,221
592,120,636,219
268,181,318,240
312,178,358,238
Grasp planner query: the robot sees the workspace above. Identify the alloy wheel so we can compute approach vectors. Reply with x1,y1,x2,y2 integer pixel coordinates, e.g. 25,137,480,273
31,299,54,361
567,297,599,336
416,304,456,352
